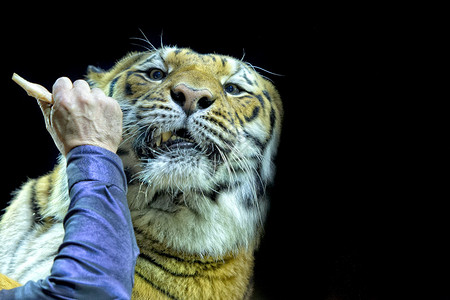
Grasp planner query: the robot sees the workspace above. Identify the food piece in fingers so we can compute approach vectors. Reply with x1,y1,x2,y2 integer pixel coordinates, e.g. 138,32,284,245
12,73,53,104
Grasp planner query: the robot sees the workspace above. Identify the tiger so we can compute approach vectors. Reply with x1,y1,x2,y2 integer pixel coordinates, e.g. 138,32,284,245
0,46,283,299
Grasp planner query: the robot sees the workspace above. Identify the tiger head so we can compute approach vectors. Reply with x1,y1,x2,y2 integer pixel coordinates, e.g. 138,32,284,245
87,47,283,257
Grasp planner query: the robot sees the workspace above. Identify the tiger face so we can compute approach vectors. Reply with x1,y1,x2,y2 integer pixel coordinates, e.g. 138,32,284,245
87,47,282,256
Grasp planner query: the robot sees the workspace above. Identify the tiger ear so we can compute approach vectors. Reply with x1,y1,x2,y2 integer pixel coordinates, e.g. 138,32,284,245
86,65,106,87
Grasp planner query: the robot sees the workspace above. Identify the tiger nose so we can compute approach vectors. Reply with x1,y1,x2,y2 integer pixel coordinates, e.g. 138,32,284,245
171,84,214,116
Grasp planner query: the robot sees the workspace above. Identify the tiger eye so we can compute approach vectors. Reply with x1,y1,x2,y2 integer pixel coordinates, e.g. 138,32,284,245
148,68,165,80
224,83,241,95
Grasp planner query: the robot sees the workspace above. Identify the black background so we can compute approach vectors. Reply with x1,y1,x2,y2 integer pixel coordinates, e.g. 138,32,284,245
1,5,447,300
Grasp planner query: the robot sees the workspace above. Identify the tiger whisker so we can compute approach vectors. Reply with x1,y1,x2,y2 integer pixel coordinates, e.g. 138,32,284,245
130,42,154,52
130,29,157,52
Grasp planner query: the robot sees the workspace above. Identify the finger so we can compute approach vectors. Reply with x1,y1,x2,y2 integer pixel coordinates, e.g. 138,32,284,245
52,77,73,94
52,77,73,104
73,79,91,92
92,88,121,113
72,80,93,105
91,88,109,105
91,87,106,98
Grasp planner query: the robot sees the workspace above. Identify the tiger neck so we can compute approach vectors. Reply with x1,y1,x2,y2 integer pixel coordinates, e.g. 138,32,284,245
132,229,255,300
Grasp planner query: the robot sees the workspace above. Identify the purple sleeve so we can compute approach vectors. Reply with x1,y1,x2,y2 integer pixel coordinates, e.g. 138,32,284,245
1,145,139,299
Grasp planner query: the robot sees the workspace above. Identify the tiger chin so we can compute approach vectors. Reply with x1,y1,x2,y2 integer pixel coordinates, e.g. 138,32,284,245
0,46,283,299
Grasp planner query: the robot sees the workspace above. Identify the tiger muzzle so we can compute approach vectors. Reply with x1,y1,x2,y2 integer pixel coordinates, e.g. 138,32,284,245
170,83,214,117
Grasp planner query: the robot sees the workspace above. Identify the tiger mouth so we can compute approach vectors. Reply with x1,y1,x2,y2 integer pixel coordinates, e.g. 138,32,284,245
150,128,197,150
134,127,222,162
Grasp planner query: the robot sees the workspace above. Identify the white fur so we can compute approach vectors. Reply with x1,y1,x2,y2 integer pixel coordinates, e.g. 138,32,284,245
0,178,66,283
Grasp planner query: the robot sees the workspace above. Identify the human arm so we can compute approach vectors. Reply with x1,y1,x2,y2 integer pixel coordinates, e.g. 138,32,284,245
1,146,139,299
0,78,138,299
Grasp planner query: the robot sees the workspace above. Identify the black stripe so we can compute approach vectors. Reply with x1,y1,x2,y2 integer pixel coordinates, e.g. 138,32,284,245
124,71,137,97
201,116,236,138
235,111,244,126
135,237,224,266
139,253,196,277
243,129,265,150
244,106,260,122
242,72,254,86
221,57,227,67
255,94,265,109
116,147,130,156
138,53,159,67
30,180,43,224
263,90,272,102
269,106,276,137
192,119,234,148
131,73,151,83
125,83,133,96
244,173,267,209
108,76,120,97
135,269,180,300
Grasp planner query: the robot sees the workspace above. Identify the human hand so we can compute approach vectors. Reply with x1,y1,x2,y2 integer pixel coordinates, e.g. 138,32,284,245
38,77,123,155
